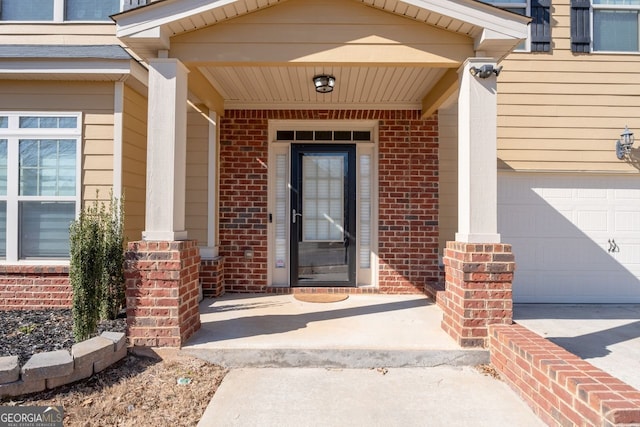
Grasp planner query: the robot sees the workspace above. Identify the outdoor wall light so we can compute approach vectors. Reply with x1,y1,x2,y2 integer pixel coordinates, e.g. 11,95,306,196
313,74,336,93
468,64,502,79
616,126,635,160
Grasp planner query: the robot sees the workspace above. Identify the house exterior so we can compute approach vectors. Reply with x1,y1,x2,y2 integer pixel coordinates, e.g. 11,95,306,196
0,0,637,347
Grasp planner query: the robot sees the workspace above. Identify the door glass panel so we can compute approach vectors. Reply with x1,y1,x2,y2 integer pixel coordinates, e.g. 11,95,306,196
275,154,287,269
359,154,371,268
302,155,344,241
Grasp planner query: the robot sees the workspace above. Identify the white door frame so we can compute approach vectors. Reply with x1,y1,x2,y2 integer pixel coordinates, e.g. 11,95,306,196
267,120,379,288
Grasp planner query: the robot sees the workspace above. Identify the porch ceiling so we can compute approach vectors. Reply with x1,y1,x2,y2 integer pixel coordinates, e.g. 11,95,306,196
196,65,447,110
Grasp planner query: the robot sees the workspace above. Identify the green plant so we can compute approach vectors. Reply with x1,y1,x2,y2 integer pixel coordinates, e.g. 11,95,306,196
18,324,36,334
70,198,104,341
101,194,125,321
70,191,126,342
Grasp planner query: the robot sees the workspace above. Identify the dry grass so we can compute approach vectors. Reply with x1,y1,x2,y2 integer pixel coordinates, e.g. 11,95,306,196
2,352,226,427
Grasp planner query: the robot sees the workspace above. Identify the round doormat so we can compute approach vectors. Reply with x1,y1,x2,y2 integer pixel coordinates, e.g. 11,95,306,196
294,294,349,303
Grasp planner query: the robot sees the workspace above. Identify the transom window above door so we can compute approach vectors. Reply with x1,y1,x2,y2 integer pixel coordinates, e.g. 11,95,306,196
276,130,371,142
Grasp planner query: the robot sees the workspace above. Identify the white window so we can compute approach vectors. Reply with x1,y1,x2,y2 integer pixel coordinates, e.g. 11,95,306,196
593,0,640,52
481,0,530,51
0,113,81,261
0,0,121,22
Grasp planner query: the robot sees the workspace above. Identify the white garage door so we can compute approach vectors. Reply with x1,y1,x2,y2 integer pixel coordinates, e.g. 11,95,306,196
498,173,640,303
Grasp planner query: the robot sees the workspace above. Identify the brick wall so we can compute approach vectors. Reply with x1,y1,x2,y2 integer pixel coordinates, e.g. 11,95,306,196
219,109,439,293
377,111,439,293
490,324,640,426
0,266,71,309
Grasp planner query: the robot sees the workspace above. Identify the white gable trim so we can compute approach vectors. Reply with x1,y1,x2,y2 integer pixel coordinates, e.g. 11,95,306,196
114,0,529,56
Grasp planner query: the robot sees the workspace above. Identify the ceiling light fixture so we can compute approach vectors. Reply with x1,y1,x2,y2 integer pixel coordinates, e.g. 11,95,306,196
312,75,336,93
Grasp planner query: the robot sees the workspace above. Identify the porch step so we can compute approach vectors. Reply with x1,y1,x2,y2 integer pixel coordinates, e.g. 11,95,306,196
181,348,489,369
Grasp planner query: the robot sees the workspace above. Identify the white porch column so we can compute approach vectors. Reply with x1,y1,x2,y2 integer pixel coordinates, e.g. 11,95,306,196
200,110,220,259
143,58,189,241
455,58,501,244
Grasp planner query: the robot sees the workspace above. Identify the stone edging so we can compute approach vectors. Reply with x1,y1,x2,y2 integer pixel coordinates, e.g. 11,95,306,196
0,331,126,399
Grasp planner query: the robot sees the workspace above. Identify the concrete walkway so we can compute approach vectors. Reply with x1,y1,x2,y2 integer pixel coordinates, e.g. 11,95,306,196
198,367,545,427
185,294,544,426
514,303,640,391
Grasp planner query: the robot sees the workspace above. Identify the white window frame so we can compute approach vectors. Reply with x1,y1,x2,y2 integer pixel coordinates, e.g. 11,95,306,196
482,0,531,52
591,1,640,53
0,112,82,264
0,0,124,23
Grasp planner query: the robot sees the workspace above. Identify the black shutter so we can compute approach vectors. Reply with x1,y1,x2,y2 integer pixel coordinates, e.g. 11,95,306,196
530,0,551,52
571,0,591,53
123,0,148,11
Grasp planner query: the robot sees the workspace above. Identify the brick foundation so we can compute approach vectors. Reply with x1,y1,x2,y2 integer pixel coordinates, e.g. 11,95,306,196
201,256,224,298
0,266,71,309
125,240,201,347
441,241,514,347
490,324,640,426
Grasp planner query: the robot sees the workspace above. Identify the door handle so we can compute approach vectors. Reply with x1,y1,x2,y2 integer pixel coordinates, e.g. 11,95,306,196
292,209,302,224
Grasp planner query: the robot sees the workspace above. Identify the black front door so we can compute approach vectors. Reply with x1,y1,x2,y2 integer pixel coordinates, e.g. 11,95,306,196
290,144,356,287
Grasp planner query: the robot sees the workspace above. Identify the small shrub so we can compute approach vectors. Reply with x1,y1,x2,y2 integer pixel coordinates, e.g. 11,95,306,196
70,192,125,342
70,200,104,341
101,195,125,321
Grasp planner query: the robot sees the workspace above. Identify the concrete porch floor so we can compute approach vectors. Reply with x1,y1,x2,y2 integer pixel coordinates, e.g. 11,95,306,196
182,293,489,368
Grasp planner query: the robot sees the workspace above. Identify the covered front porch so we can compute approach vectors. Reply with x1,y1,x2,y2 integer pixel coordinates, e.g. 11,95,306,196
183,292,488,367
114,0,529,348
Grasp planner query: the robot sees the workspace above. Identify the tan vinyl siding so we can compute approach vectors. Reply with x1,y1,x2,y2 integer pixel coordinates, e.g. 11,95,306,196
0,24,118,45
438,101,458,252
122,85,147,243
0,80,115,205
497,0,640,173
170,0,473,66
185,107,210,246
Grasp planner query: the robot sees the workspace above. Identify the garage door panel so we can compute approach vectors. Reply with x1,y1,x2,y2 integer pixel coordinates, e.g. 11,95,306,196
498,173,640,303
613,239,640,275
576,187,607,199
576,210,608,233
497,205,537,237
507,237,540,265
512,270,538,301
614,187,640,199
540,187,573,199
615,211,640,232
539,239,582,268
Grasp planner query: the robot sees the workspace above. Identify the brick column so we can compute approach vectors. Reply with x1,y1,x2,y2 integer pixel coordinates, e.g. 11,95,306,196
200,256,224,298
125,240,201,347
442,242,514,347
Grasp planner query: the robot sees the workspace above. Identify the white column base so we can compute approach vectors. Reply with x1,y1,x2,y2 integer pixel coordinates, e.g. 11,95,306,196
142,230,189,241
199,246,220,259
455,232,501,244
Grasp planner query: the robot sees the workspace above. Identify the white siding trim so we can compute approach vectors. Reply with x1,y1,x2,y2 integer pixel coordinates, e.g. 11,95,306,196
113,81,124,200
